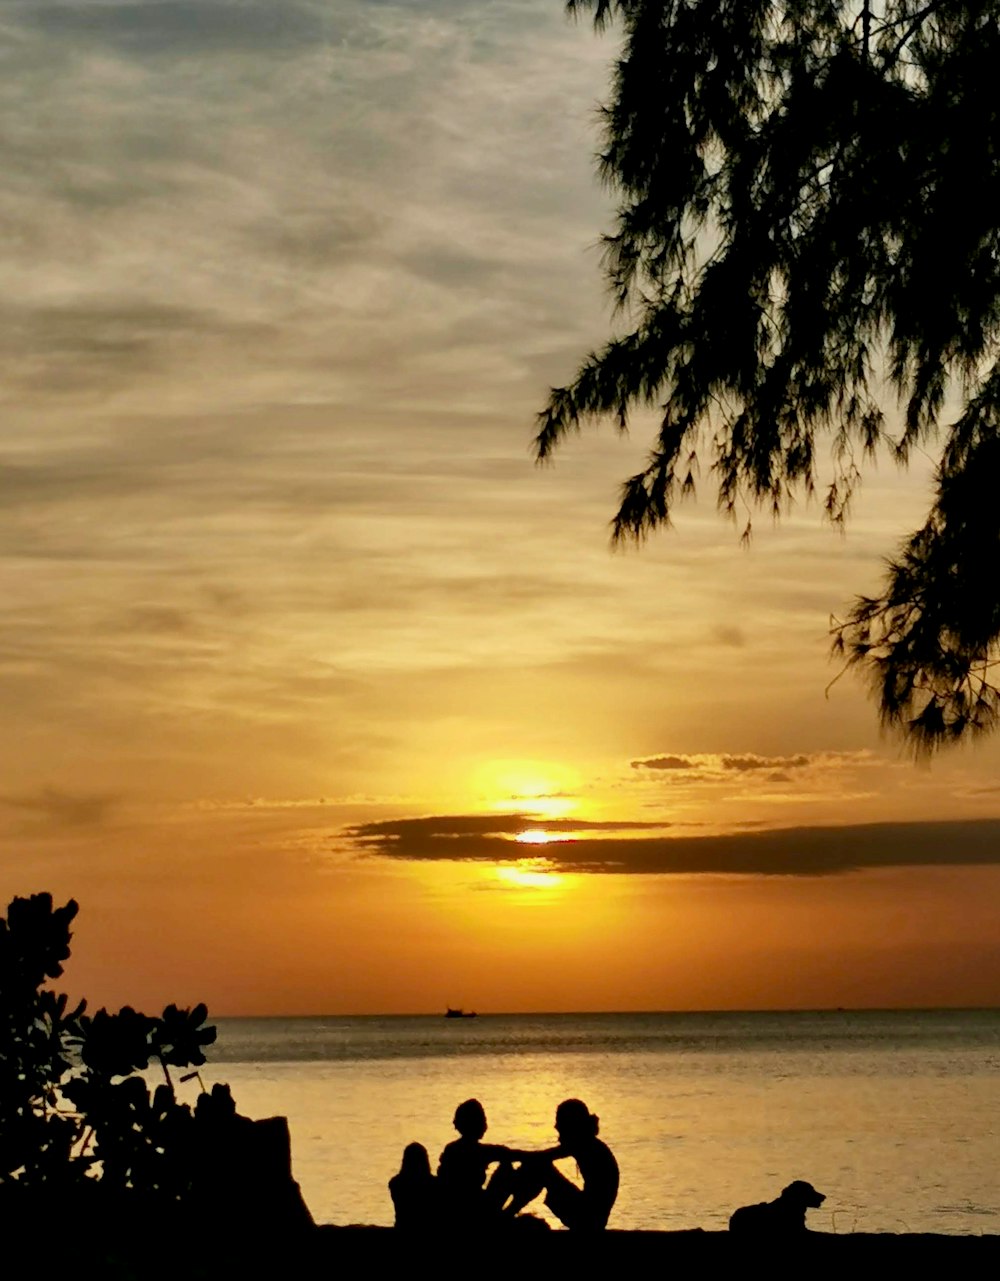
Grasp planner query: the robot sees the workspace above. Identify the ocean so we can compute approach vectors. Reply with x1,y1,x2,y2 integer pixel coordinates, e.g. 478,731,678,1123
197,1009,999,1234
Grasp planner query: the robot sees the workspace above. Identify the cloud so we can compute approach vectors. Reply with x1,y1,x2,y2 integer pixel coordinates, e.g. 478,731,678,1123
631,755,698,772
720,753,810,772
342,813,1000,878
711,624,746,647
1,785,117,828
630,751,867,779
0,0,613,420
19,1,336,56
0,0,657,733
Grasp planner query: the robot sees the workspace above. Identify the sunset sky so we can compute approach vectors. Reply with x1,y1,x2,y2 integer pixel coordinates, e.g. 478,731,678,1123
3,0,999,1015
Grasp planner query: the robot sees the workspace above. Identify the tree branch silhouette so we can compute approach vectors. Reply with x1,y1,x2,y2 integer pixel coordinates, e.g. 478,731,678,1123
540,0,1000,752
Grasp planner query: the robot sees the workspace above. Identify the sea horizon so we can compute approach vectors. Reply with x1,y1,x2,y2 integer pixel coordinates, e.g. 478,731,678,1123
210,1003,1000,1019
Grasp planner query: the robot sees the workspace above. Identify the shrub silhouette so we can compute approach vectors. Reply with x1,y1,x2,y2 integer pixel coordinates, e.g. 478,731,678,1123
0,891,228,1204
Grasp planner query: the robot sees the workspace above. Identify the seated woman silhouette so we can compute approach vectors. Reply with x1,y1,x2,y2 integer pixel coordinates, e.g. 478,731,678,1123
504,1099,619,1232
389,1142,439,1231
437,1098,519,1227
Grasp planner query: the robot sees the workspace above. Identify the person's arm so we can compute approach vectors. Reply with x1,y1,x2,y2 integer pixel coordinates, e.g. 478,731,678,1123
511,1144,565,1163
480,1142,521,1164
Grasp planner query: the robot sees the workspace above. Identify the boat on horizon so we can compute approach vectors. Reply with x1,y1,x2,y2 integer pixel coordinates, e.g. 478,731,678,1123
444,1007,477,1019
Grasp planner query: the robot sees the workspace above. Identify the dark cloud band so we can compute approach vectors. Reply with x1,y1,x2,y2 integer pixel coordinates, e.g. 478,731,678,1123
343,814,1000,878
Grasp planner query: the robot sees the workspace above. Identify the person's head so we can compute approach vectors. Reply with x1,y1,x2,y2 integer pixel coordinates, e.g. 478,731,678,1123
554,1098,599,1148
453,1098,487,1139
399,1142,431,1179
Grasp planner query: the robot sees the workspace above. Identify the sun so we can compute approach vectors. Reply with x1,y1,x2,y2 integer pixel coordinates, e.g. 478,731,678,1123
514,829,556,845
472,760,580,819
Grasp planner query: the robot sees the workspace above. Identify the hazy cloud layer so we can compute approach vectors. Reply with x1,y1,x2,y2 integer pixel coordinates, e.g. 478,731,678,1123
0,0,613,416
345,814,1000,877
2,0,967,823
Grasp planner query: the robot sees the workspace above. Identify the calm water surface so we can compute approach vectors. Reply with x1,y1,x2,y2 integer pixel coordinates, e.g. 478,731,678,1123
196,1010,999,1234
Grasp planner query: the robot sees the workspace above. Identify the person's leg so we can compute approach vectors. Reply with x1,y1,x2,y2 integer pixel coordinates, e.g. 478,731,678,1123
543,1169,586,1231
484,1162,516,1211
499,1160,552,1217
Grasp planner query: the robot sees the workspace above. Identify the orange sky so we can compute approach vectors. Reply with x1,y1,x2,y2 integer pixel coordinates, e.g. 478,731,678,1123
2,0,999,1015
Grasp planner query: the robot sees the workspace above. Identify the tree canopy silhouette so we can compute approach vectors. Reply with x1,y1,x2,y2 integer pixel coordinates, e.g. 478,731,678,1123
538,0,1000,752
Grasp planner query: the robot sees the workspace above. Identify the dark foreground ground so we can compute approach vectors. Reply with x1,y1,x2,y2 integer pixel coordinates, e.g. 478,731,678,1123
11,1220,999,1279
321,1223,999,1266
257,1225,1000,1280
313,1227,998,1281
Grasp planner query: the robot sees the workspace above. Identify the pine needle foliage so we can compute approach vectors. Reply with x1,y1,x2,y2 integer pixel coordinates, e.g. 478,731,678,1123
539,0,1000,751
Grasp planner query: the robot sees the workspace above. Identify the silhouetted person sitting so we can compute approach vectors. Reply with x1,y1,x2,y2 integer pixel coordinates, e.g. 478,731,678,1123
437,1098,518,1228
504,1098,619,1232
389,1142,439,1231
728,1180,826,1236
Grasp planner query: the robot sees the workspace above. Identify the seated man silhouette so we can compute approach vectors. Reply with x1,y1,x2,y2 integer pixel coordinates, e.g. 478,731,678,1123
504,1098,619,1232
437,1098,519,1227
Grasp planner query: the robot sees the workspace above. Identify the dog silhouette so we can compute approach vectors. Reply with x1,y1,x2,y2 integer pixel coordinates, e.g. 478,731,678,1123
728,1181,826,1236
